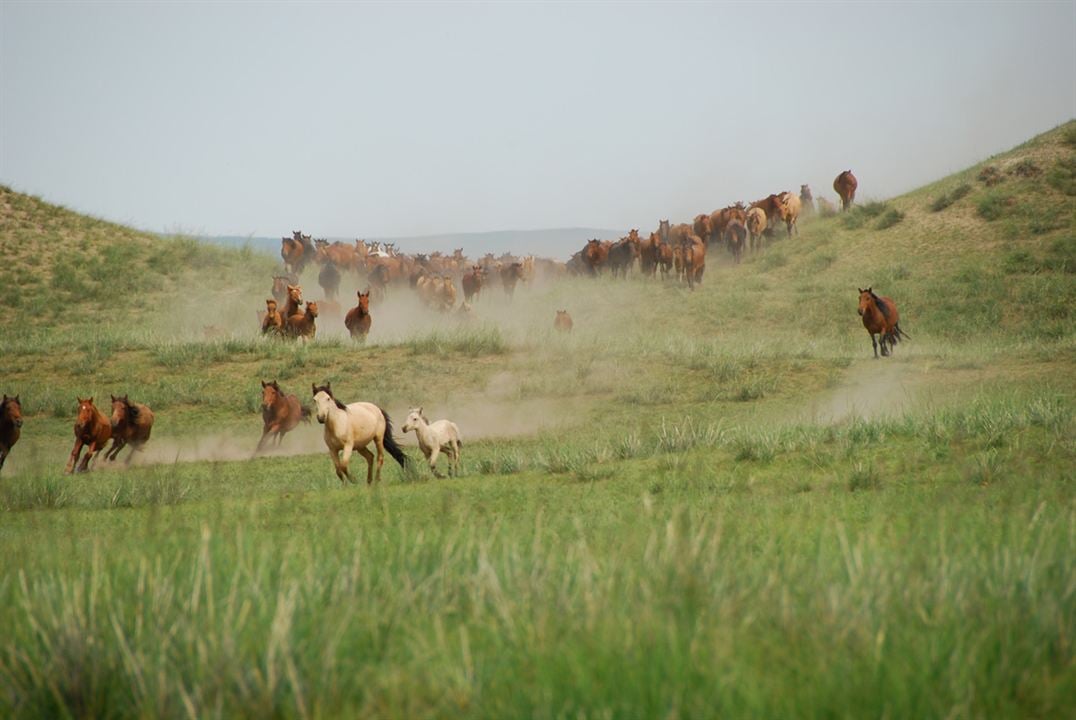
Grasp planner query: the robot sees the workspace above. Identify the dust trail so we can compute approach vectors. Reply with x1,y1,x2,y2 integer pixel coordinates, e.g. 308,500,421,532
807,360,922,423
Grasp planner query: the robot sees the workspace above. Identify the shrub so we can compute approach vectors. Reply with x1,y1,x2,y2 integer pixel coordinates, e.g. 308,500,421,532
977,192,1013,221
875,208,905,230
1046,156,1076,196
977,165,1003,186
929,183,971,212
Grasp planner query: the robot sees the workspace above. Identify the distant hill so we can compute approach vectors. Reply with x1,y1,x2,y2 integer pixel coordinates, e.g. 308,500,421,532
201,227,627,261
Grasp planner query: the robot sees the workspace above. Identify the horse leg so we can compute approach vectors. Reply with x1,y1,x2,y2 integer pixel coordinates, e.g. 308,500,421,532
0,447,8,472
880,333,890,357
338,442,358,484
106,437,125,462
65,439,84,474
78,442,98,472
428,444,443,478
373,436,386,485
256,426,275,453
870,333,879,359
355,445,375,485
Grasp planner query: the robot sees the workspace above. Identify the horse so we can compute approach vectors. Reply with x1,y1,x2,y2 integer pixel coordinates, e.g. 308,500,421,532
582,239,610,276
281,231,315,274
106,394,154,464
724,220,747,264
554,310,573,333
607,237,639,278
501,262,524,299
344,289,372,342
0,394,23,473
271,275,295,305
66,397,112,473
257,380,310,452
750,194,785,227
282,284,303,333
834,170,858,211
311,382,408,484
317,260,341,300
777,192,802,237
799,184,815,218
462,265,485,302
745,207,767,253
681,233,706,289
261,298,284,335
287,300,318,341
858,288,909,358
401,407,462,478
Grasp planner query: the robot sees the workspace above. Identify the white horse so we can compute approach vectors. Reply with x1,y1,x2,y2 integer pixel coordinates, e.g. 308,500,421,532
401,407,462,477
311,382,408,484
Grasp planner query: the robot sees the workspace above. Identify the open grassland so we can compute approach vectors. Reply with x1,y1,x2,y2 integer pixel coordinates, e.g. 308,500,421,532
0,122,1074,718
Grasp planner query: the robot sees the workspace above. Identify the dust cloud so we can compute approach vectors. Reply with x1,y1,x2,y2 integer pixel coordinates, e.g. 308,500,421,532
806,360,922,423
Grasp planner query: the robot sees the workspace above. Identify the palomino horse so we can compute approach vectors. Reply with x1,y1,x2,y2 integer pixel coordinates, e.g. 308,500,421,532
401,407,462,478
0,394,23,473
106,394,155,464
66,397,112,473
858,288,909,358
344,289,372,342
834,170,858,211
258,380,310,452
312,382,408,484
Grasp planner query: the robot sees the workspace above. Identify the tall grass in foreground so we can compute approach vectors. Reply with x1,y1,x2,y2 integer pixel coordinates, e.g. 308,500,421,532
0,488,1070,718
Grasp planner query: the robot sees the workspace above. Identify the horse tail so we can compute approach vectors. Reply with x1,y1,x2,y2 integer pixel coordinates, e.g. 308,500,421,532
300,405,312,423
379,407,409,467
895,323,911,341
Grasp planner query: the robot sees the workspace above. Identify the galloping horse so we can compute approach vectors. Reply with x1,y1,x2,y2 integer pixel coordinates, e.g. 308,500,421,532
344,289,372,342
66,397,112,473
257,380,309,452
312,382,408,484
106,394,155,464
0,394,23,473
401,407,462,478
858,288,909,358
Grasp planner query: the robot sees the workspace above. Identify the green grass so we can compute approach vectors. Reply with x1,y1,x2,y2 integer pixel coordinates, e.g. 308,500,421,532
0,122,1074,718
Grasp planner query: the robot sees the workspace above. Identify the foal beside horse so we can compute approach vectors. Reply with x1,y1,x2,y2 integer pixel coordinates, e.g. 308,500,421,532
106,394,155,464
0,394,23,473
402,407,462,478
66,397,112,473
257,380,310,452
858,287,910,358
311,382,408,485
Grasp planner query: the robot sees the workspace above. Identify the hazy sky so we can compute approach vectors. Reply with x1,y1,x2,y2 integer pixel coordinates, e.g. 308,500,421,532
1,1,1073,239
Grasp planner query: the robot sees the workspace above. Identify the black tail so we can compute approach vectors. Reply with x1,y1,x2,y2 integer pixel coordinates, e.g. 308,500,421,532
380,408,409,468
894,323,911,341
300,405,312,423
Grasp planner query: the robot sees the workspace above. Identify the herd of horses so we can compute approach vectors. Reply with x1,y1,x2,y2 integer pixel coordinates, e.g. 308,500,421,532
1,168,909,481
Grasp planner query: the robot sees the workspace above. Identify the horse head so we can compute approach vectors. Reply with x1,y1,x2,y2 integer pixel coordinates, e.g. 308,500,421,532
401,407,425,433
75,397,98,429
1,394,22,429
857,287,874,316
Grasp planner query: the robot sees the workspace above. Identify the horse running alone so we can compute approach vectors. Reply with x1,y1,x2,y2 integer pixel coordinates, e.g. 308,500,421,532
344,289,372,342
66,397,112,473
401,407,462,478
858,287,909,358
312,382,408,484
106,394,155,464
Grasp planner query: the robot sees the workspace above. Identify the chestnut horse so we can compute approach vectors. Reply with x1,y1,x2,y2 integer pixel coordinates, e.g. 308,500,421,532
261,298,284,335
66,397,112,473
257,380,310,452
282,284,303,333
344,289,372,342
834,170,858,211
858,288,909,358
681,233,706,289
462,265,485,302
106,394,155,464
0,394,23,473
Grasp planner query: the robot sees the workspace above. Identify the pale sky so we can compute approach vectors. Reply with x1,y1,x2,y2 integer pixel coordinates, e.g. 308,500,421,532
1,1,1073,239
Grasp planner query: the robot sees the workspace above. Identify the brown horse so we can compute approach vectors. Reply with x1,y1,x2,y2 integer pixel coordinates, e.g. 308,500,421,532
501,262,524,299
345,289,372,342
681,233,706,289
554,310,573,333
725,219,748,264
257,380,310,452
582,239,610,276
271,275,294,305
282,284,303,333
462,265,485,302
858,288,909,358
66,397,112,473
288,301,318,341
281,231,315,274
834,170,858,211
799,184,815,218
106,394,155,464
0,394,23,473
262,298,284,335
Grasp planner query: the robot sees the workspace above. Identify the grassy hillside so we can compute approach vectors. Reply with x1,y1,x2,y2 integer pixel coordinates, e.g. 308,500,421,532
0,122,1073,718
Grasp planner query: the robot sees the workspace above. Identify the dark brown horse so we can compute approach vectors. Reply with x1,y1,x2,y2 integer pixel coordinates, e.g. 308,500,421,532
344,289,372,342
257,380,310,452
0,394,22,473
834,171,858,211
66,397,112,473
106,394,155,464
317,260,341,300
582,239,610,276
501,262,525,298
725,219,748,264
858,288,909,358
462,265,485,302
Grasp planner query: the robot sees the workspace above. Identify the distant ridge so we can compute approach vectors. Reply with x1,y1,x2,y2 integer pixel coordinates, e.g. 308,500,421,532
201,227,627,261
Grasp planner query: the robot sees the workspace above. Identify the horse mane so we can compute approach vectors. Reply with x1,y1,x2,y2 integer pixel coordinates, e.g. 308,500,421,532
313,384,347,411
870,291,892,320
125,397,139,422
